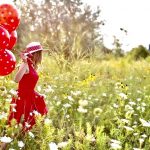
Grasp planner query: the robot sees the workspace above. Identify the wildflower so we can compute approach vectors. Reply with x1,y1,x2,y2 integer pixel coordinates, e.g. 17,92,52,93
10,103,17,112
28,132,35,138
125,105,133,111
132,125,137,128
137,106,141,110
139,138,144,145
56,101,61,105
1,89,7,96
45,85,54,93
125,109,134,116
110,139,121,144
0,86,6,91
37,86,41,92
121,119,129,124
0,136,12,143
110,139,121,149
124,126,134,131
57,141,68,148
93,108,102,116
85,134,96,142
141,102,146,107
67,95,74,101
79,100,88,107
141,134,147,138
118,92,127,100
66,115,70,118
139,118,150,127
12,108,16,112
129,101,136,106
53,96,58,100
63,103,71,108
40,94,47,99
49,142,58,150
18,141,25,148
137,106,145,112
95,98,99,101
71,90,81,96
5,97,12,102
30,112,33,116
136,98,141,101
88,95,92,100
110,143,122,149
113,103,119,108
140,106,145,112
77,106,87,113
137,90,142,93
102,93,107,97
33,110,40,116
9,89,18,97
25,122,31,128
0,112,7,120
54,76,59,80
10,103,17,107
44,118,52,125
133,133,138,136
115,82,121,88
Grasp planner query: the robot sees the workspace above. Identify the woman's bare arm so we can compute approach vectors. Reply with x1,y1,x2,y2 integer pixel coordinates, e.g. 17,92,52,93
14,63,29,83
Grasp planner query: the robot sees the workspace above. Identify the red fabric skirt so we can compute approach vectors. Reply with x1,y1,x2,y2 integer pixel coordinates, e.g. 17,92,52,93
8,90,48,131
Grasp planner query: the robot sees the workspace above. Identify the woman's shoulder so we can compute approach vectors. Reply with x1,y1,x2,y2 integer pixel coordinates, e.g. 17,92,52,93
18,62,28,68
17,62,29,73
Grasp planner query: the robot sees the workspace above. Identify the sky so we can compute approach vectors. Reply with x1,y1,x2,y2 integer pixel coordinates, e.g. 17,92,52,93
82,0,150,51
2,0,150,51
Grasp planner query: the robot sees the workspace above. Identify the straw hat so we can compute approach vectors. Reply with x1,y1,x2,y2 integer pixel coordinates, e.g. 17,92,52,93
23,42,46,55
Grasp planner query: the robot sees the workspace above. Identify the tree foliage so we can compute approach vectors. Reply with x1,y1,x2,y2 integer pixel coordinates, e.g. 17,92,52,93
14,0,104,60
112,36,124,57
127,45,149,60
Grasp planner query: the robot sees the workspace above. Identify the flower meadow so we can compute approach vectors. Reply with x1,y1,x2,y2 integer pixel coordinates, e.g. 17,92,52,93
1,55,150,150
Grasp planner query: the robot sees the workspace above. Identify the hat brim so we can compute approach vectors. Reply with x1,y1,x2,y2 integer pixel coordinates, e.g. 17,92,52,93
23,49,49,56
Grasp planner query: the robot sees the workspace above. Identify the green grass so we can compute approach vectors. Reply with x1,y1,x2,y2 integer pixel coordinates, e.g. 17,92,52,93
1,55,150,150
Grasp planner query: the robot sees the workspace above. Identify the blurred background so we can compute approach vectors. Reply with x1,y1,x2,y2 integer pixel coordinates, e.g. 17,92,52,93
10,0,150,62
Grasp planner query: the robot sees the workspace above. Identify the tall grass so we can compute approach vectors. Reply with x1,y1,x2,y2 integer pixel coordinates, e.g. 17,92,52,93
1,54,150,149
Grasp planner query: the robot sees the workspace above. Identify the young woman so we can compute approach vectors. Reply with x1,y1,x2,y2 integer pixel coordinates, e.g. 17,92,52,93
8,42,48,131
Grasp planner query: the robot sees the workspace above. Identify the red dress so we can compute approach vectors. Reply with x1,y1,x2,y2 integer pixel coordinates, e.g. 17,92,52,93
8,59,48,131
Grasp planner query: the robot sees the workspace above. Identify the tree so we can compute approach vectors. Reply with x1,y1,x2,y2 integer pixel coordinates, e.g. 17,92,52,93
127,45,149,60
15,0,104,60
112,36,124,57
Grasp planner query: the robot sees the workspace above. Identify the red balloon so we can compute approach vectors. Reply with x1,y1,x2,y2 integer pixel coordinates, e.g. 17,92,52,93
0,3,20,32
7,30,17,50
0,50,16,76
0,26,10,49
